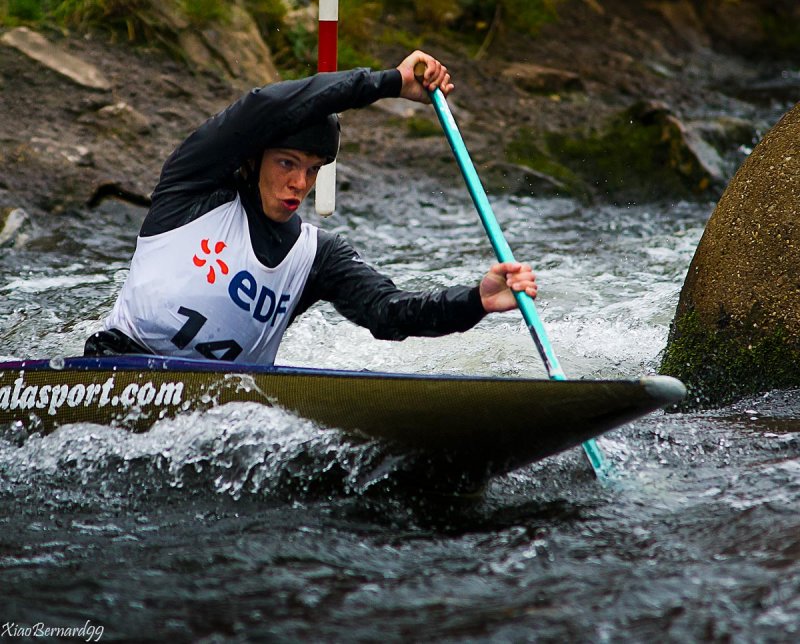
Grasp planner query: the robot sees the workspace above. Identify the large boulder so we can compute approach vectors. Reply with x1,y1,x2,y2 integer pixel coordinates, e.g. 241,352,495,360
660,102,800,407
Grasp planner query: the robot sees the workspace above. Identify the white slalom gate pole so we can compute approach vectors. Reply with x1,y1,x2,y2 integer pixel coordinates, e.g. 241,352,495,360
315,0,338,216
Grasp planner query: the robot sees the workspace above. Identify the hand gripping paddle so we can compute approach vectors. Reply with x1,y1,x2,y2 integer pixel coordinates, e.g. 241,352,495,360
414,62,610,479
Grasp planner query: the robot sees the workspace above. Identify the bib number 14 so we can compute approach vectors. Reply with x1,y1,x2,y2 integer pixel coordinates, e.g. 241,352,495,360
171,306,242,361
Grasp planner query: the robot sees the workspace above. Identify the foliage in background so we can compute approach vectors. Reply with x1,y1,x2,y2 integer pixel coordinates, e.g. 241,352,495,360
3,0,800,69
343,0,564,67
455,0,560,34
181,0,229,26
760,11,800,56
52,0,157,40
1,0,58,24
1,0,163,41
0,0,562,73
8,0,793,79
244,0,286,36
334,0,382,68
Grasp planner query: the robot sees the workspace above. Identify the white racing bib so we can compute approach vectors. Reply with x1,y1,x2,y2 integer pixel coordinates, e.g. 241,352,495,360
105,195,317,364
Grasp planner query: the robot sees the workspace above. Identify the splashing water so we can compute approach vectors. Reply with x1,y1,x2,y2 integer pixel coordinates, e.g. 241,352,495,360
2,174,800,641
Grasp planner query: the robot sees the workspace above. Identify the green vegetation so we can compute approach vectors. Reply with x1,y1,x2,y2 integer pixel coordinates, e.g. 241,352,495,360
546,118,687,202
660,309,800,409
0,0,209,27
506,127,586,198
435,0,560,33
3,0,799,73
507,102,717,203
760,13,800,56
405,116,442,138
181,0,229,25
0,0,564,75
1,1,164,41
1,0,56,24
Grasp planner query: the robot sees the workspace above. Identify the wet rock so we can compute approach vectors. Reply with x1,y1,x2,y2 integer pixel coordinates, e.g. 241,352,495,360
0,27,111,91
0,207,32,247
372,98,426,119
371,97,471,128
4,138,100,217
28,137,95,168
688,116,756,152
157,75,193,100
87,181,152,209
612,101,724,193
97,102,151,134
78,102,151,141
501,62,584,95
661,101,800,407
681,122,726,187
726,71,800,106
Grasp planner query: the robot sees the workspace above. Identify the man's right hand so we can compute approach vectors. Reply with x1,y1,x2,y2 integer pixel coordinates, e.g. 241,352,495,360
396,50,454,103
479,262,538,313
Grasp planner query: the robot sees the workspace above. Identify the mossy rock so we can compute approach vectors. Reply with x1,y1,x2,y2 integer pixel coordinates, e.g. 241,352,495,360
660,309,800,410
506,129,588,200
405,116,443,138
660,101,800,408
555,101,720,200
506,101,720,203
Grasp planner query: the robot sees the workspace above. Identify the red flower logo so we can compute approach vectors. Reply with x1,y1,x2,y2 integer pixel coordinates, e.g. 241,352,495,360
193,238,229,284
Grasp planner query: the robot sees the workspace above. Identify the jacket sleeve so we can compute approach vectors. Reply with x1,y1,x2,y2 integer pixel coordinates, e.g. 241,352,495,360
292,231,487,340
145,68,403,232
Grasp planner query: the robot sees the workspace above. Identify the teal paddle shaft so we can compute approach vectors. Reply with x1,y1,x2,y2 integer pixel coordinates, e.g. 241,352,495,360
418,70,609,478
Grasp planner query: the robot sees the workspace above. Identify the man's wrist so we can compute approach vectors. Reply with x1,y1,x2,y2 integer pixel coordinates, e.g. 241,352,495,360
380,68,403,97
470,285,488,315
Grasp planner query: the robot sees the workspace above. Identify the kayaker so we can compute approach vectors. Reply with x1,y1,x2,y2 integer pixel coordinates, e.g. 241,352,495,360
85,50,538,363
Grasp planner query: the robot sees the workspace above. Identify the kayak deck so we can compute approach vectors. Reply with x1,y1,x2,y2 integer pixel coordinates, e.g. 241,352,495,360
0,355,686,481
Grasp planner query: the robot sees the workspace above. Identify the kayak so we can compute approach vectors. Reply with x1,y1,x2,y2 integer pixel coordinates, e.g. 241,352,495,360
0,355,685,484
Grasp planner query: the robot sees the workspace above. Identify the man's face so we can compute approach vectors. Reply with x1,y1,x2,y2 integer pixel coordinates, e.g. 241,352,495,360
258,148,326,223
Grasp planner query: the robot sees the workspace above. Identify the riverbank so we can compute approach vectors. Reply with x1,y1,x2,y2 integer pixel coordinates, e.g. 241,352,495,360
1,1,798,228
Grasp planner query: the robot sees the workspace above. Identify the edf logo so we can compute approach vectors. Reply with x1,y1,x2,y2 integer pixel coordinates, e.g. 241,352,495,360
193,238,229,284
228,270,290,327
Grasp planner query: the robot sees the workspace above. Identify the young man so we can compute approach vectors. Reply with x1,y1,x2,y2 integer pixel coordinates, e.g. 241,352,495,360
85,51,538,363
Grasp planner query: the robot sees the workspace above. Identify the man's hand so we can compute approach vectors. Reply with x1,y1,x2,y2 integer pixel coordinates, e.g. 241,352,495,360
396,50,454,103
479,262,538,313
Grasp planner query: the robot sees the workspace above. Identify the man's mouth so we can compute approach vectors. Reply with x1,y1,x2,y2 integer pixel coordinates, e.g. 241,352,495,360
281,199,300,212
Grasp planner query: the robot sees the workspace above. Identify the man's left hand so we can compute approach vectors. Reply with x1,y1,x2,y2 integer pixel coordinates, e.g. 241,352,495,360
396,50,454,103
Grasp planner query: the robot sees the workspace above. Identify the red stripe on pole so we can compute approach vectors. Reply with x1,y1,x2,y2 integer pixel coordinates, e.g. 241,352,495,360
318,20,338,72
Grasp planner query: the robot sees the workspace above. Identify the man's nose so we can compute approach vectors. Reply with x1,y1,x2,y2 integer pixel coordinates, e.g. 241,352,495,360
288,170,307,192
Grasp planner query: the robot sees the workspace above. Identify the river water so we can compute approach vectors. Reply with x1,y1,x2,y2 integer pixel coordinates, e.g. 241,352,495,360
1,155,800,641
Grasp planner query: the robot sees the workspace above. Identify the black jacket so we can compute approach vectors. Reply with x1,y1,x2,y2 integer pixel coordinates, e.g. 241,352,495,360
113,68,486,349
